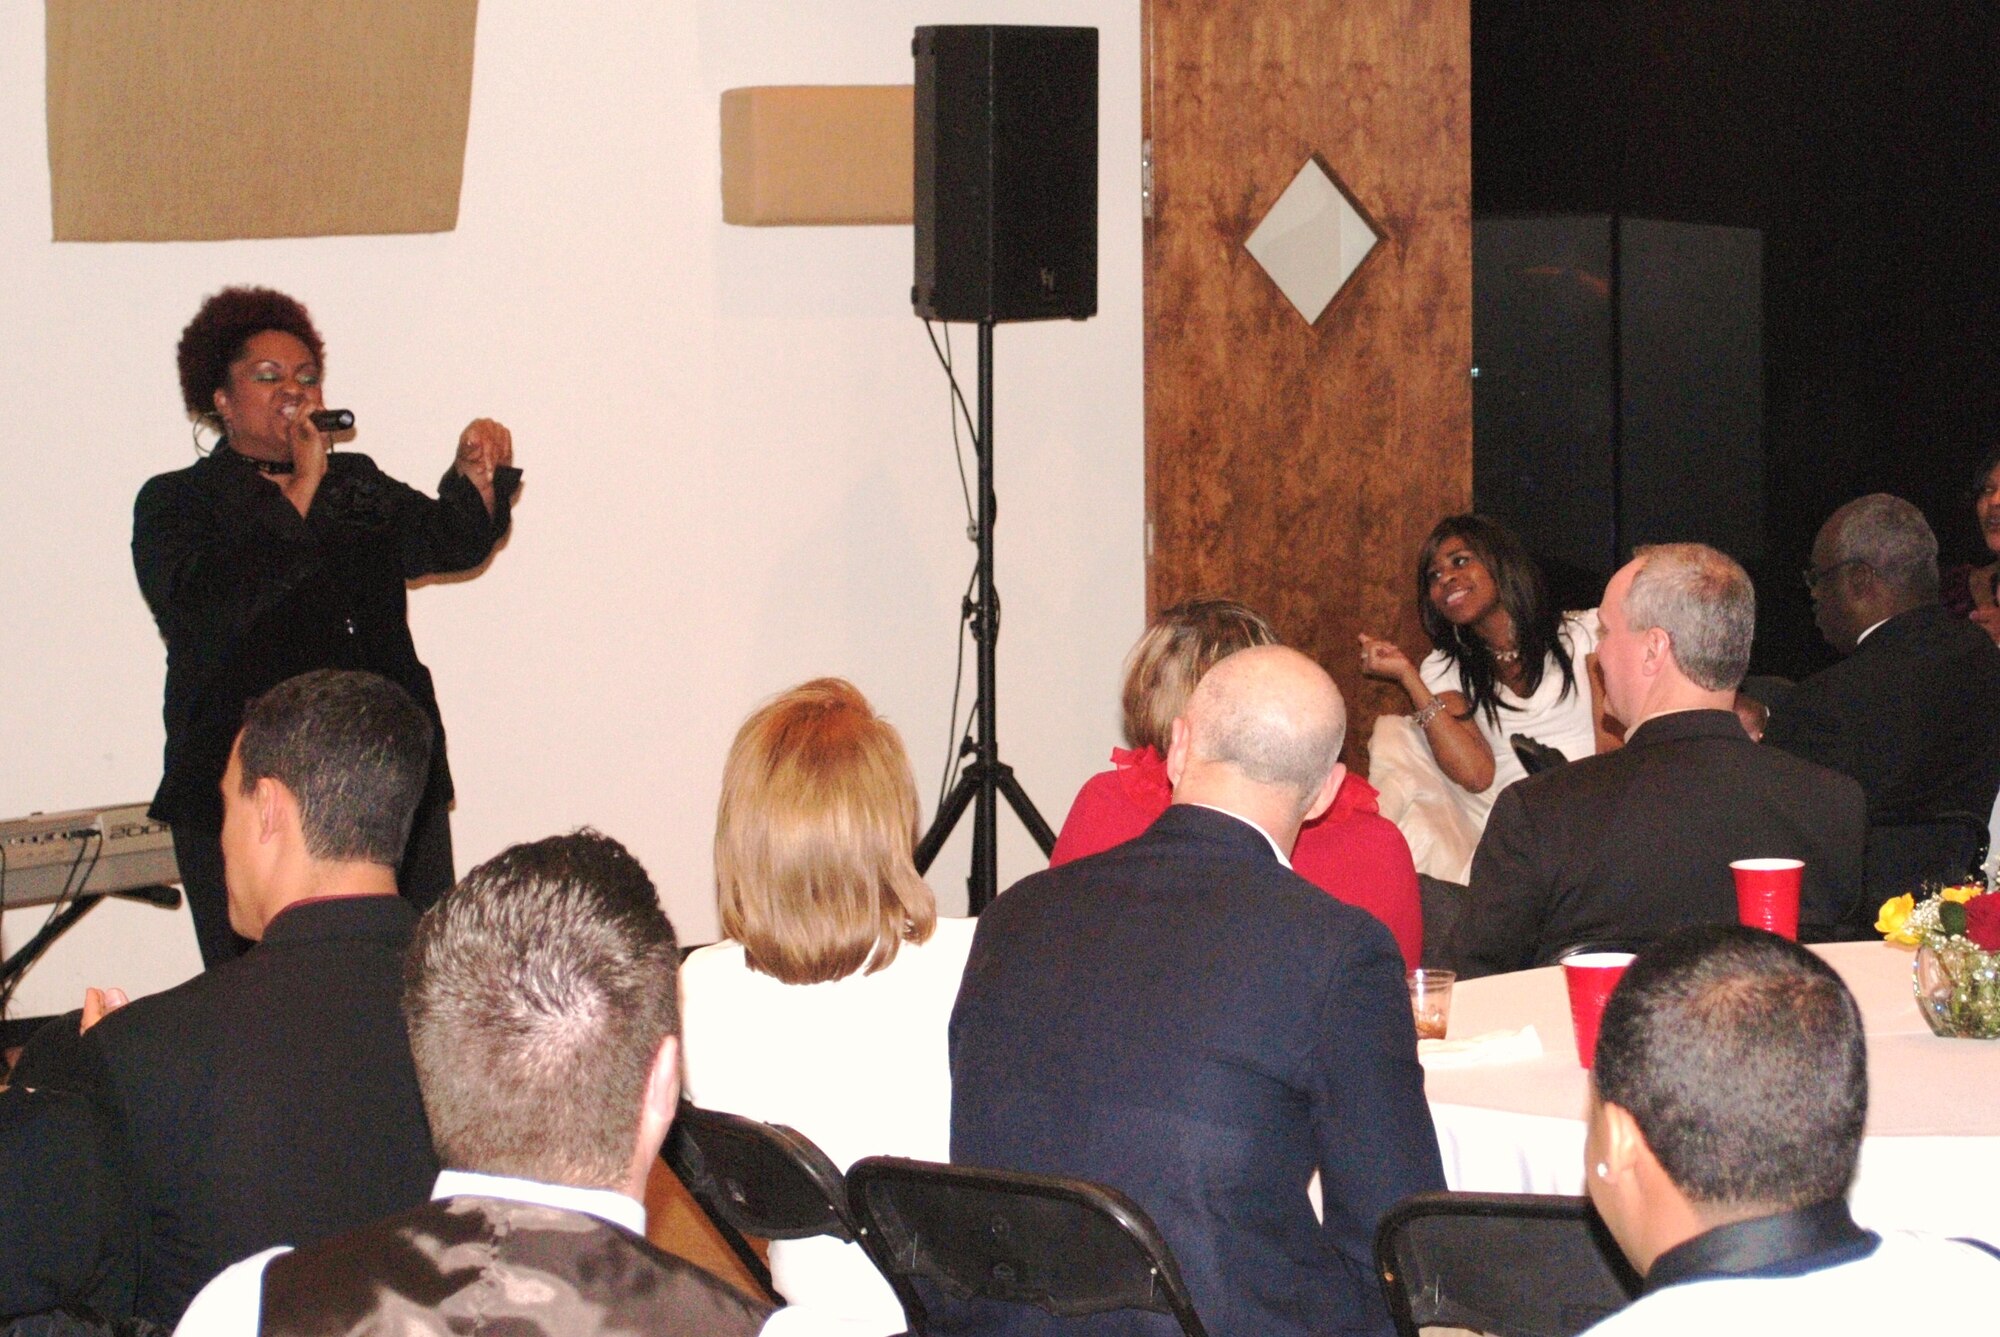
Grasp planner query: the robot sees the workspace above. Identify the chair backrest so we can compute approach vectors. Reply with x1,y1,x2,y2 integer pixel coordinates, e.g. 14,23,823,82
1375,1191,1640,1337
664,1103,856,1244
845,1155,1208,1337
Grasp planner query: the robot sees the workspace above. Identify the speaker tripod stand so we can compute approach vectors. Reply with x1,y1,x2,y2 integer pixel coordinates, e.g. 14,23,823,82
912,321,1056,913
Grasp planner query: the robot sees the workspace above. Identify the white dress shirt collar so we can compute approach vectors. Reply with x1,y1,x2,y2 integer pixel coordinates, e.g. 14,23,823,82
432,1168,647,1236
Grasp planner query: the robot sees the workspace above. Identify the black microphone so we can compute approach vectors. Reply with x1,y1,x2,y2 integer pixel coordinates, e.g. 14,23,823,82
310,409,355,432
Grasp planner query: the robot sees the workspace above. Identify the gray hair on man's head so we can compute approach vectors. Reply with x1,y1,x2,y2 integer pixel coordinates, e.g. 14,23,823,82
403,830,679,1189
1825,493,1939,598
1185,646,1346,820
1625,543,1756,692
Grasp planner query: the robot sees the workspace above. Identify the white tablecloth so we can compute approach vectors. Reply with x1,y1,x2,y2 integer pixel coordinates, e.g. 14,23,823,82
1425,941,2000,1242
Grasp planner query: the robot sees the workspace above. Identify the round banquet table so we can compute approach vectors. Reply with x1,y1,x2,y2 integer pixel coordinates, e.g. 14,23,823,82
1425,940,2000,1242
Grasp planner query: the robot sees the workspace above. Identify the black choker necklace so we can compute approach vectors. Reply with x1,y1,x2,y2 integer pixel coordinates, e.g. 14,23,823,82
224,444,294,476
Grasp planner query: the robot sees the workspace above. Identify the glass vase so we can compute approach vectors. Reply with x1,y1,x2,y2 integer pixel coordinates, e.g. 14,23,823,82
1913,939,2000,1039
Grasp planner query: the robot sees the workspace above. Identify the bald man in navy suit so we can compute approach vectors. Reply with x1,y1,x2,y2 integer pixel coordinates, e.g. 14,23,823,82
951,646,1444,1337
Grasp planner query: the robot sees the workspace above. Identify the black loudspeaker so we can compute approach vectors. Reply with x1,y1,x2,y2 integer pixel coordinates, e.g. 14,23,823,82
913,25,1097,324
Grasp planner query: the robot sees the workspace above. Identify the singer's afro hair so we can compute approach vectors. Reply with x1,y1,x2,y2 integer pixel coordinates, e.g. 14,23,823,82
177,286,325,420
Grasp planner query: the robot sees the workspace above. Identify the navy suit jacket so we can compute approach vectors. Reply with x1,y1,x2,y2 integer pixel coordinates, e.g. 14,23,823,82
950,804,1444,1337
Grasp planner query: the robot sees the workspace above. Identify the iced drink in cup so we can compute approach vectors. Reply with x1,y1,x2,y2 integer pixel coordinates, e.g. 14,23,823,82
1731,858,1804,940
1561,951,1634,1068
1407,969,1455,1040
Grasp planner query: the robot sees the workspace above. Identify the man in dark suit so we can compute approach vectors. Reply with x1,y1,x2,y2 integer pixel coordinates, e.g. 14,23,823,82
951,645,1446,1337
10,669,441,1327
1454,544,1867,978
1766,494,2000,893
178,831,773,1337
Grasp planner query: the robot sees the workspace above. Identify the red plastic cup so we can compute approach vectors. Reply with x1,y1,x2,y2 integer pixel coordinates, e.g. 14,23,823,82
1731,858,1804,941
1562,952,1635,1068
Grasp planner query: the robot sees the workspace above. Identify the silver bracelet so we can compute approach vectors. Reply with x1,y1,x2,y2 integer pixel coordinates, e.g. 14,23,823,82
1412,698,1447,729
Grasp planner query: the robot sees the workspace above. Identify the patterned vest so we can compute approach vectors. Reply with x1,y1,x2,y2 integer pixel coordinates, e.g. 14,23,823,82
258,1194,772,1336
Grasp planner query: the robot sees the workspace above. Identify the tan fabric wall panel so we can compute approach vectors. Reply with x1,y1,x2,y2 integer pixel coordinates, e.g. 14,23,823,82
720,85,914,226
46,0,478,241
1144,0,1473,765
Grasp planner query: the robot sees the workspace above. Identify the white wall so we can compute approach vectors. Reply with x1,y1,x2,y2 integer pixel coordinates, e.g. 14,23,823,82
0,1,1144,1014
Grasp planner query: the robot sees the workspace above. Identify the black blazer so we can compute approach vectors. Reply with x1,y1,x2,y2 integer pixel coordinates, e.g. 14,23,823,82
132,447,519,832
1454,710,1868,977
950,804,1445,1337
11,896,439,1327
0,1086,133,1321
1765,602,2000,823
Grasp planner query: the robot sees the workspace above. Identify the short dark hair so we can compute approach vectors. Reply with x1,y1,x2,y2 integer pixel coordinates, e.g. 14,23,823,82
236,670,432,867
177,286,325,421
1972,442,2000,499
403,831,680,1188
1594,925,1866,1210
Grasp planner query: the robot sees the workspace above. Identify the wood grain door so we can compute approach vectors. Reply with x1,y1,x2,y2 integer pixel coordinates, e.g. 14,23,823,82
1143,0,1474,764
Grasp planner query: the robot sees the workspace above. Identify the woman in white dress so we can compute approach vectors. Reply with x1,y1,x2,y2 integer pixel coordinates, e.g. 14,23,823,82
679,678,974,1336
1360,515,1617,880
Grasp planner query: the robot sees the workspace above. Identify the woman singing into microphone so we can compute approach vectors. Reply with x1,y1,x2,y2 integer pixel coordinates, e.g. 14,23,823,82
134,287,521,966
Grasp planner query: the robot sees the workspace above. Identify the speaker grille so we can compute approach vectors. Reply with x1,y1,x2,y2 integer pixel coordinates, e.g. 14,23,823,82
914,25,1098,324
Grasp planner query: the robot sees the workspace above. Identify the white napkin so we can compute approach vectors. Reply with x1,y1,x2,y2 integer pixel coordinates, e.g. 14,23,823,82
1418,1025,1545,1069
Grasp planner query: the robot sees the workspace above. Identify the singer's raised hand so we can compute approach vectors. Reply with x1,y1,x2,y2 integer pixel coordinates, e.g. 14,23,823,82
454,418,514,514
279,388,330,517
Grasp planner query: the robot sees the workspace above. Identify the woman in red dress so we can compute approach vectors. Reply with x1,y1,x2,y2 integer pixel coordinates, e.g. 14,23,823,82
1050,598,1424,968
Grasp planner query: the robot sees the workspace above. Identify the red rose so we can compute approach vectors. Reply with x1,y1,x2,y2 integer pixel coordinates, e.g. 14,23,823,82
1964,894,2000,953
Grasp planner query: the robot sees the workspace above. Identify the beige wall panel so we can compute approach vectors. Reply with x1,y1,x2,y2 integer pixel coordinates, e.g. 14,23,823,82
721,85,914,226
46,0,478,241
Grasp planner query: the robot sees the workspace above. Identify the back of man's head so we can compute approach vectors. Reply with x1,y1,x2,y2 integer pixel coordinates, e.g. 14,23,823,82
1595,924,1866,1212
403,830,680,1189
1624,543,1756,692
1823,493,1940,600
1182,645,1346,821
236,669,432,867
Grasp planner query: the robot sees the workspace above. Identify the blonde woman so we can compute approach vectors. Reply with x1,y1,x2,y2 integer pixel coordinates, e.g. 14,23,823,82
679,678,974,1336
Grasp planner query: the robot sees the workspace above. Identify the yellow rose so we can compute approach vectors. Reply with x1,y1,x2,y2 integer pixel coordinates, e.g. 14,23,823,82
1876,893,1919,945
1940,884,1983,904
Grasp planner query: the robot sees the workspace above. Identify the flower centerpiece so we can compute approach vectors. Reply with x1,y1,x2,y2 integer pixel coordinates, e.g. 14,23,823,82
1877,883,2000,1039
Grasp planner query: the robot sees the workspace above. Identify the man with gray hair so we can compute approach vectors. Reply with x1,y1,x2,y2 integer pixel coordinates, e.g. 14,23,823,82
952,645,1445,1337
1766,494,2000,898
1453,544,1866,976
178,831,776,1336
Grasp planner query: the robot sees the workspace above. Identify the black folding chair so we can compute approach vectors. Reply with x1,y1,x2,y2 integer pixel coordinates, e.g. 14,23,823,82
1375,1192,1639,1337
662,1104,856,1298
846,1155,1207,1337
